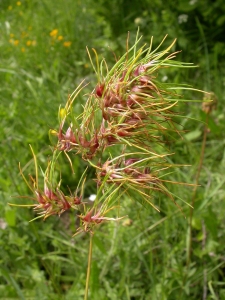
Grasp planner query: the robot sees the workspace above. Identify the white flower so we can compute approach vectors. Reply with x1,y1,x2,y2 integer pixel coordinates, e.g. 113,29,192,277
162,75,168,82
178,14,188,24
88,194,96,202
0,218,7,230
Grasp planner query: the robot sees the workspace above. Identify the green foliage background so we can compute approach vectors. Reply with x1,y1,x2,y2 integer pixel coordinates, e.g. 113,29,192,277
0,0,225,299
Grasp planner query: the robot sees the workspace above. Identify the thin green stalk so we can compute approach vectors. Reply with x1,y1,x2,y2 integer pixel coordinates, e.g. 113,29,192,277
84,233,94,300
186,114,209,267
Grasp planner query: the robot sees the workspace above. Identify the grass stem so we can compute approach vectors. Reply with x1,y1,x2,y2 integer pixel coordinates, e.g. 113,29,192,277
187,114,209,266
84,233,94,300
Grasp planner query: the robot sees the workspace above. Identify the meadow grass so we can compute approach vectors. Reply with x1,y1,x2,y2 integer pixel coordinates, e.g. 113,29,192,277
0,0,225,299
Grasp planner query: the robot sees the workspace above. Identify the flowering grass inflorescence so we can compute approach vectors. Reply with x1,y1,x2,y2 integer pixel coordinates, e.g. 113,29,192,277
14,33,206,235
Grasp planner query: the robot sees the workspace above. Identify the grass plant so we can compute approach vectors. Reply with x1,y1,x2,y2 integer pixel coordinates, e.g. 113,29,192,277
10,32,210,299
1,1,225,299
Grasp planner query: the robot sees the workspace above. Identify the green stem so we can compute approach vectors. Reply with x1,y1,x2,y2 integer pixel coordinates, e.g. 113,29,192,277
84,233,94,300
186,114,209,267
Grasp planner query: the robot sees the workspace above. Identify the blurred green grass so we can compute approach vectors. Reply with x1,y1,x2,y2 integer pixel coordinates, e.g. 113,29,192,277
0,0,225,299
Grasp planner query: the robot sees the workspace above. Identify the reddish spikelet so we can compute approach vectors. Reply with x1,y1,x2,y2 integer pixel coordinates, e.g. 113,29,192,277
124,158,140,166
65,127,76,144
57,124,78,151
95,83,105,97
78,134,90,148
73,195,82,205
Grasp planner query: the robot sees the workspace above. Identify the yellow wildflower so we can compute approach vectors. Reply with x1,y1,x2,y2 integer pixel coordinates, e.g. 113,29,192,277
14,40,19,46
8,5,12,10
17,1,21,5
21,47,25,52
26,40,32,46
58,35,63,41
50,29,58,37
31,40,36,46
63,41,72,47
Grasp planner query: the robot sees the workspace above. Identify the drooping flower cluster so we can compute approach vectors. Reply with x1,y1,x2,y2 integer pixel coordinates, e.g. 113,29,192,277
57,50,181,161
14,34,204,233
17,152,83,220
